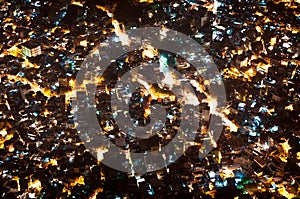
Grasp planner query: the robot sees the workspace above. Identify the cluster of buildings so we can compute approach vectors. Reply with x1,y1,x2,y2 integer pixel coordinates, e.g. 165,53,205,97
0,0,299,198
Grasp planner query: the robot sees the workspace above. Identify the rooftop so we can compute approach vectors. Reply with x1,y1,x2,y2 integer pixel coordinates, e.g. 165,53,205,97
22,41,40,49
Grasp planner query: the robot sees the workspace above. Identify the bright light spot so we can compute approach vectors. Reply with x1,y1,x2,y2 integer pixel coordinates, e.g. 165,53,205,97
112,20,130,46
280,139,292,154
70,176,85,186
28,179,42,191
296,152,300,160
80,40,88,47
0,129,7,137
220,167,235,179
142,45,158,59
277,185,296,199
270,126,278,132
270,37,277,46
71,0,84,7
95,5,113,17
285,104,294,111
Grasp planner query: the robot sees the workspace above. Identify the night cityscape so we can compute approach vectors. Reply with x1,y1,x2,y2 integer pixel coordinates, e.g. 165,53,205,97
0,0,300,198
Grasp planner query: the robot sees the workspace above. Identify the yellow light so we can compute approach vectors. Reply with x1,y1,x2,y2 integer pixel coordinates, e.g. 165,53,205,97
8,143,14,152
280,139,292,154
139,0,154,2
223,67,242,79
255,171,263,177
24,59,36,68
202,96,239,132
251,54,258,60
0,128,7,137
69,79,75,88
223,117,239,132
278,141,290,163
255,11,263,16
149,85,172,100
80,40,88,47
4,18,12,23
270,37,277,46
244,68,256,79
51,26,59,34
265,177,273,183
257,62,271,73
105,85,110,95
71,0,84,7
62,186,71,196
0,128,13,149
267,108,275,116
291,65,298,79
223,107,230,115
217,150,222,164
103,122,114,132
12,176,20,191
95,5,113,17
296,152,300,160
255,26,262,33
5,133,13,141
62,29,70,34
43,89,52,97
292,27,299,33
89,188,104,199
281,60,289,66
278,185,296,199
28,179,42,191
264,17,271,23
70,176,85,186
47,159,58,166
7,46,21,57
142,45,158,59
237,49,243,55
144,107,151,117
220,167,235,179
285,104,294,111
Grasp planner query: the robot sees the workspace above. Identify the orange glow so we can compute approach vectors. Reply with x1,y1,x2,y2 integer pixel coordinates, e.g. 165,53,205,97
280,139,292,154
278,139,292,162
142,45,158,59
220,167,235,179
0,128,7,137
89,188,104,199
257,62,271,73
28,179,42,192
270,37,277,46
244,68,256,79
71,0,85,7
285,104,294,111
139,0,155,2
296,152,300,160
277,185,296,199
95,5,113,17
70,176,85,186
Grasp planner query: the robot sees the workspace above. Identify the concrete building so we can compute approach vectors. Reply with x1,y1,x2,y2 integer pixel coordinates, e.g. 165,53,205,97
22,41,41,57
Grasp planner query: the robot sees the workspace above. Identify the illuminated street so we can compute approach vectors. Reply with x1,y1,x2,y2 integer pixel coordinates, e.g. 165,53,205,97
0,0,300,198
